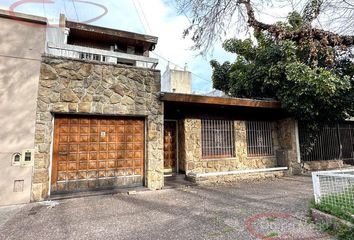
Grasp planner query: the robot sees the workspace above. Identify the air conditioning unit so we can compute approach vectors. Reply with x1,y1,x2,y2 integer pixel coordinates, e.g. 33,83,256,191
276,150,287,167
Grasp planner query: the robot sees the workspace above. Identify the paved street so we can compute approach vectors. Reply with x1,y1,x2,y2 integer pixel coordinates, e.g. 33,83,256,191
0,176,333,240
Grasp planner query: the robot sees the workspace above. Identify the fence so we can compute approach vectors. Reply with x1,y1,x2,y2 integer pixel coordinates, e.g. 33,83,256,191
312,169,354,213
299,122,354,162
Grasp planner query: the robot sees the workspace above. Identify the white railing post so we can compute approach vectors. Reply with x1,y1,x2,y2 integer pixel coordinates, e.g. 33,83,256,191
312,171,321,204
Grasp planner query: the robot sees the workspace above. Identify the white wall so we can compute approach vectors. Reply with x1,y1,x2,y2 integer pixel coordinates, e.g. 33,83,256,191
0,14,46,205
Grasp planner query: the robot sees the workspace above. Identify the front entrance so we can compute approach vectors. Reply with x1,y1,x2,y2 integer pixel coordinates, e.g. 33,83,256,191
164,120,177,174
51,115,145,193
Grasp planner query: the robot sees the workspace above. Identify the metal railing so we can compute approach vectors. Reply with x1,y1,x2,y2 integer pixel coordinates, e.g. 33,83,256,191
201,119,235,159
299,122,354,162
46,42,159,69
246,121,274,157
312,169,354,213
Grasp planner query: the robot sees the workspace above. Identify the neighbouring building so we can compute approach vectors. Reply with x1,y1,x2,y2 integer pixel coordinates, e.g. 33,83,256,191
0,10,47,206
0,10,352,206
161,64,192,94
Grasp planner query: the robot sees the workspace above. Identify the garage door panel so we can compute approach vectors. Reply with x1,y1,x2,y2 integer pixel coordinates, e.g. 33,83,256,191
88,171,97,179
80,135,89,142
89,152,97,160
89,144,99,151
59,135,68,142
69,135,79,142
52,115,145,193
79,154,88,161
88,161,97,169
67,153,77,161
79,162,87,170
78,171,87,179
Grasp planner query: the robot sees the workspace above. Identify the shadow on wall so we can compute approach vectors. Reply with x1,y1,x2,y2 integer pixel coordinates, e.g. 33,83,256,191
0,18,45,152
0,17,46,205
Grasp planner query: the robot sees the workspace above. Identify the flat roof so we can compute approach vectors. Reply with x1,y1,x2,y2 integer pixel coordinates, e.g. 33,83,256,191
160,92,281,109
66,21,158,45
0,8,47,25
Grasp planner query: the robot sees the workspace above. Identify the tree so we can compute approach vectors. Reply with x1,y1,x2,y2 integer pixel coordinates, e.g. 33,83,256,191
175,0,354,125
210,25,354,124
176,0,354,65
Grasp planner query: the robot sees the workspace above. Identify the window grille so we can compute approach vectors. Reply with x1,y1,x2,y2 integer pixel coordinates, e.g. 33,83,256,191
246,121,274,156
201,119,235,158
299,122,354,162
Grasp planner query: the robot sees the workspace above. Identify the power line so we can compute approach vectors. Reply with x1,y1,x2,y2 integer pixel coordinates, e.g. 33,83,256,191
42,0,46,18
136,0,153,34
132,0,148,34
71,0,79,21
132,0,212,84
62,0,68,17
0,53,41,62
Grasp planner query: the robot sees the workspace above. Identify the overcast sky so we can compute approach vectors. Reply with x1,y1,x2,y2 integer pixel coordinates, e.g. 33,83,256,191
0,0,291,93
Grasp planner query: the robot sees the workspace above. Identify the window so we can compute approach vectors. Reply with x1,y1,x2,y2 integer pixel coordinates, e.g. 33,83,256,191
246,121,274,156
201,119,235,158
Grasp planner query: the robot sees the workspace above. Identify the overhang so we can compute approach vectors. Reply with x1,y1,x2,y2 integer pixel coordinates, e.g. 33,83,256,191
66,21,158,50
160,92,281,109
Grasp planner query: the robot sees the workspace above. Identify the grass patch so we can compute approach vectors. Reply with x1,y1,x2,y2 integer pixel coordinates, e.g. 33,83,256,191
266,217,276,222
309,197,354,224
310,196,354,240
265,232,279,238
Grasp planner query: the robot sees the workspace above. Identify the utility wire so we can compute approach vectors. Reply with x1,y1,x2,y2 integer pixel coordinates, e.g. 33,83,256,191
62,0,68,17
136,0,153,34
0,53,41,62
42,0,47,18
132,0,148,34
132,0,212,84
71,0,79,21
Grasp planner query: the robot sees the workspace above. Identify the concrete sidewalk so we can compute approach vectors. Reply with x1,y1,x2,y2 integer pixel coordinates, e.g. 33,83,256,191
0,176,333,240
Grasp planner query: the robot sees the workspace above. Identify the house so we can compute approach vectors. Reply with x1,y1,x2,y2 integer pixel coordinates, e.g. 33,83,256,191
0,10,351,206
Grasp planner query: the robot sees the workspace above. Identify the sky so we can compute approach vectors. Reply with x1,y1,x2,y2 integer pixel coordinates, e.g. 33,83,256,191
0,0,291,93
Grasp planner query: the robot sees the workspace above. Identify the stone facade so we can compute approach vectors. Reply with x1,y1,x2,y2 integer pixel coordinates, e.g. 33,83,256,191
187,171,285,184
303,160,344,171
277,118,302,175
32,56,163,201
180,118,282,175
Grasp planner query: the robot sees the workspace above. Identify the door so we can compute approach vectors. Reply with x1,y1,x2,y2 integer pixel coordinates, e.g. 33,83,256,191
51,115,145,192
164,121,177,173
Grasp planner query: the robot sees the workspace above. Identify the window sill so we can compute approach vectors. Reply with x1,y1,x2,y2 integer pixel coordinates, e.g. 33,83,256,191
247,155,276,159
202,157,237,161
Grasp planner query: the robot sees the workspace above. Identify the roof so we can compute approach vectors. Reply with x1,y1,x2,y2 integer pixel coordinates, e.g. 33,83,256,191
0,8,47,25
66,20,158,47
160,92,281,109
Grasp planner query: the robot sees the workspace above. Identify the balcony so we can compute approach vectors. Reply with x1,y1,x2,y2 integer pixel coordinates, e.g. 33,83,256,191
46,42,159,69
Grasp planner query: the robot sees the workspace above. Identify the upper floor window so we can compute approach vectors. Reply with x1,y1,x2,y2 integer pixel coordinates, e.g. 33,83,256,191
201,119,235,159
246,121,274,156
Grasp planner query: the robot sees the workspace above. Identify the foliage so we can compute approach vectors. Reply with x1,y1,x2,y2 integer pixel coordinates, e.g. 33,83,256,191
310,199,354,239
211,12,354,125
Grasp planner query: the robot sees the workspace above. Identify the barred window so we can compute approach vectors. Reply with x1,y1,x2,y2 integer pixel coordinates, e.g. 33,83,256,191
201,119,235,158
246,121,274,156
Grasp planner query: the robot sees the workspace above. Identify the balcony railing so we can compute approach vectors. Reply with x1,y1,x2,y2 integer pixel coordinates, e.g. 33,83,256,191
46,42,159,69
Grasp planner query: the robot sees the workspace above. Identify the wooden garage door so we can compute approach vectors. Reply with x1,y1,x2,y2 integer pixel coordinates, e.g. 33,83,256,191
51,115,144,192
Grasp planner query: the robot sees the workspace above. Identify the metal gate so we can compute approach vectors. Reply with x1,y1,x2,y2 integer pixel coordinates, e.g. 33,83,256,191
299,122,354,163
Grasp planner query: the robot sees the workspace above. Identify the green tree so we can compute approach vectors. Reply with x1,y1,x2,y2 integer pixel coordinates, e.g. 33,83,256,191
211,12,354,125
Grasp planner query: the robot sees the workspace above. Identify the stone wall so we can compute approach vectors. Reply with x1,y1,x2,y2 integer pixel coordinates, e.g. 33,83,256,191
187,171,285,184
32,56,163,201
180,119,282,175
277,118,302,175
